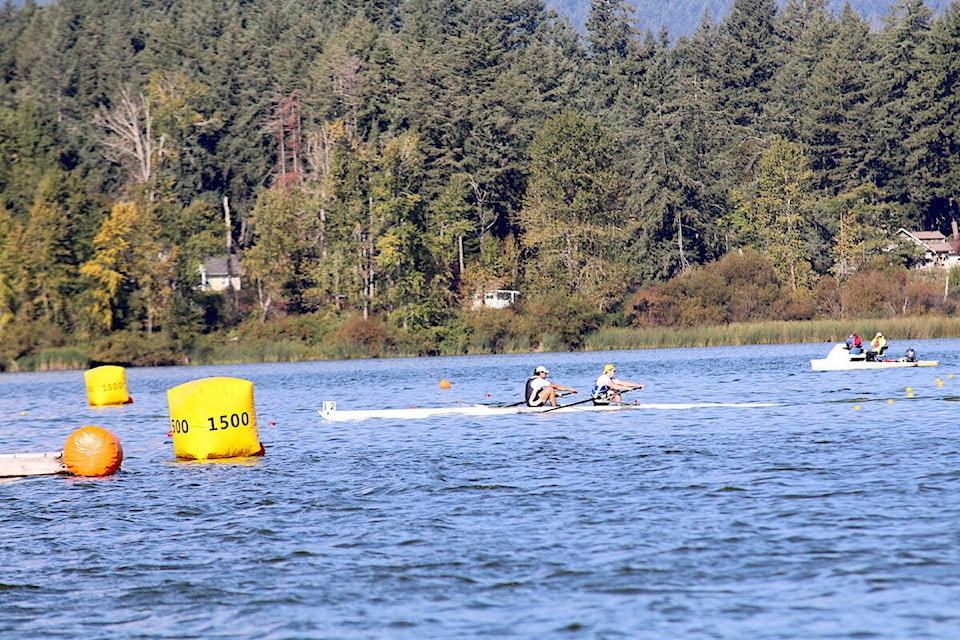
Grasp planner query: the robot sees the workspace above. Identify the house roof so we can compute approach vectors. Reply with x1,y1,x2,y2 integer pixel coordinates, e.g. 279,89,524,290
199,255,241,276
897,229,957,255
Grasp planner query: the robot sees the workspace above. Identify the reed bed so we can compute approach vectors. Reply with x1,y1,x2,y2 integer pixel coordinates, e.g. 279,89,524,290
583,317,960,351
13,348,90,371
10,316,960,372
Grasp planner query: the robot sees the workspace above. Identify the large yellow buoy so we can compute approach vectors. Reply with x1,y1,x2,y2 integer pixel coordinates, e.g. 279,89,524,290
63,426,123,477
167,377,264,461
84,365,133,406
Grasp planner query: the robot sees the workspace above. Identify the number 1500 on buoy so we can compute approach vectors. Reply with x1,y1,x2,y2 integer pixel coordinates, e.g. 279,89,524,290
169,412,250,434
207,412,251,430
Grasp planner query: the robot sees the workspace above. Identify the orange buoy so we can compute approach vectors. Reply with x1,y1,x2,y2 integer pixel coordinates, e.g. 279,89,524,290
439,379,451,389
63,426,123,477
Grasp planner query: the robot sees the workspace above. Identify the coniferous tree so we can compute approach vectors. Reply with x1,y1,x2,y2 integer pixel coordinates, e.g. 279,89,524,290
768,0,836,140
800,5,877,196
893,0,960,229
869,0,934,221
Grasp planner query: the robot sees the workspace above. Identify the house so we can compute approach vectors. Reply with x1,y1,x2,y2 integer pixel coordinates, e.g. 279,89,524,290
896,227,960,270
472,289,521,309
198,255,241,292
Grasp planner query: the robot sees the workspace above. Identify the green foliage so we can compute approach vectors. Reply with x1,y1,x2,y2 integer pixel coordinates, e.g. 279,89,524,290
730,138,815,290
519,111,629,309
518,289,604,350
1,0,960,367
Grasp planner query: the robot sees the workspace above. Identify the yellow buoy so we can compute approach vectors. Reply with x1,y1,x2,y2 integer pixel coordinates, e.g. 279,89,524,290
853,405,861,410
439,379,451,389
84,365,132,406
63,426,123,477
167,377,264,461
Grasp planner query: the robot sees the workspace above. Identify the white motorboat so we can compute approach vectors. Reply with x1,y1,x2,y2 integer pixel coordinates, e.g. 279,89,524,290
810,343,938,371
317,400,776,421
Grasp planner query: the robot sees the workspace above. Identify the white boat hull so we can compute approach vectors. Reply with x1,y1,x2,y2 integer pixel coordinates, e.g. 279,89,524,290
810,343,938,371
0,452,68,477
317,401,775,421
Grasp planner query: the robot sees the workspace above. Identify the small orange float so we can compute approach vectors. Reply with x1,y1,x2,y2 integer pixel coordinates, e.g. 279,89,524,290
63,426,124,477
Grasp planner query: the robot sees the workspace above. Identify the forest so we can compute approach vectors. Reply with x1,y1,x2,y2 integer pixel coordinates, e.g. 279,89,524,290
546,0,955,37
1,0,959,370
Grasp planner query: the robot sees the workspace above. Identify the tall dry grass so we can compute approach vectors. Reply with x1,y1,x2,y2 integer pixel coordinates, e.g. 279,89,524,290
583,317,960,351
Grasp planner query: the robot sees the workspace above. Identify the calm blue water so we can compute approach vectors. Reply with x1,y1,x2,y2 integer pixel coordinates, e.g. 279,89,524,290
2,341,959,639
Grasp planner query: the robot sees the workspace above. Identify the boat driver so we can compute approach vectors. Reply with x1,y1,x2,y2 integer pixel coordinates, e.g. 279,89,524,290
866,332,887,361
525,366,577,407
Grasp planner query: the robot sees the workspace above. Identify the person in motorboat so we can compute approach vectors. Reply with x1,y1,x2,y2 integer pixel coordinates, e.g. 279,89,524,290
525,366,578,407
866,332,888,361
592,364,644,405
844,333,863,355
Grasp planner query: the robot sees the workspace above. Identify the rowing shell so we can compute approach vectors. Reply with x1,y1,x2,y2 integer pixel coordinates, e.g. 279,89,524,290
317,401,776,421
0,452,68,477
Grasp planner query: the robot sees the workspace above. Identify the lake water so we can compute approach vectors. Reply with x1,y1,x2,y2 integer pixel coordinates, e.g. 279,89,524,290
2,340,959,639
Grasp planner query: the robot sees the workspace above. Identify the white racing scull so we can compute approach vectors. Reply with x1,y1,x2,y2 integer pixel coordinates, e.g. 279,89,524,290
317,400,776,421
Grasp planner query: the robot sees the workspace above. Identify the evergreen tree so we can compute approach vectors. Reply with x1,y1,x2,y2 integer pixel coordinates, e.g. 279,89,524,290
768,0,836,140
869,0,934,221
800,5,877,196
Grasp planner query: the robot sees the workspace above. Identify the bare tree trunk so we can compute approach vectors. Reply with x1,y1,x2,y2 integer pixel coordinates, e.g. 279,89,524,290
257,279,272,323
95,87,164,197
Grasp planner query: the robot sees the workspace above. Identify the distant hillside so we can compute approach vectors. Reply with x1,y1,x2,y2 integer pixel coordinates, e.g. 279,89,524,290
545,0,953,39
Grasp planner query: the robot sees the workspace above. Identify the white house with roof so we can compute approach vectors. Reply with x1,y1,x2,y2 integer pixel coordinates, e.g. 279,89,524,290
198,255,242,292
896,228,960,270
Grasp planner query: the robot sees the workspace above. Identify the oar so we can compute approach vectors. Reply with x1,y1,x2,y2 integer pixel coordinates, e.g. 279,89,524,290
540,394,599,413
500,391,575,409
541,387,639,413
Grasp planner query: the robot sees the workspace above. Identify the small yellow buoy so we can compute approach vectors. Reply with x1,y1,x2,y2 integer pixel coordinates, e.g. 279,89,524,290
63,426,123,477
84,365,133,406
439,379,451,389
905,387,913,393
887,399,894,404
853,405,861,410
